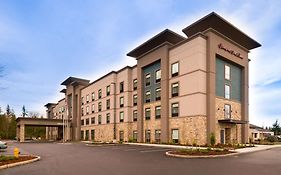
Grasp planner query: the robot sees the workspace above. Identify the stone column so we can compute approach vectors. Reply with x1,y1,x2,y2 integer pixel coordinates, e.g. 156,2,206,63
20,124,25,142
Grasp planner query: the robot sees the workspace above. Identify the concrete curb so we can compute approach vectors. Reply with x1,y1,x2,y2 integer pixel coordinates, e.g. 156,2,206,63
0,156,41,170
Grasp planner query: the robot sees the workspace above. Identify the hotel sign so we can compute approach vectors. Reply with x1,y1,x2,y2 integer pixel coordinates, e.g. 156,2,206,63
218,43,243,59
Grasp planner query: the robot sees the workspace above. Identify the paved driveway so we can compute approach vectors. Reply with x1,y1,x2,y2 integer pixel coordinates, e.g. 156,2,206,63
1,142,281,175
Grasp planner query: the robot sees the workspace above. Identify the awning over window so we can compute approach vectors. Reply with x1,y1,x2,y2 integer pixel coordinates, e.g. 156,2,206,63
218,119,248,124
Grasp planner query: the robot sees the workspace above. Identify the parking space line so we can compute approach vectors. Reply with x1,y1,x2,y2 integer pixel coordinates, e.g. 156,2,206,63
140,148,172,153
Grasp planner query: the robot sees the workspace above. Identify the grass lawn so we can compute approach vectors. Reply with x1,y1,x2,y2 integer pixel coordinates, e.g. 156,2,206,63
0,155,37,166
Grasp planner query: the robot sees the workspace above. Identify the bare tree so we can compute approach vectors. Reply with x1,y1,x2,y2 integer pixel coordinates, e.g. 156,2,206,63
29,111,40,118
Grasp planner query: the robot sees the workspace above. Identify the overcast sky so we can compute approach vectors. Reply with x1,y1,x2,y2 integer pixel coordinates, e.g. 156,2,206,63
0,0,280,127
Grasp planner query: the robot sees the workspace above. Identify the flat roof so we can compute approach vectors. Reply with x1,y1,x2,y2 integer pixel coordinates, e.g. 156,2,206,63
127,29,186,58
61,77,90,86
182,12,261,50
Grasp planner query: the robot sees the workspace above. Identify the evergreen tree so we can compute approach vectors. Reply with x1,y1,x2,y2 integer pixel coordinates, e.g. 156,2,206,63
6,104,10,115
22,105,28,117
271,120,281,135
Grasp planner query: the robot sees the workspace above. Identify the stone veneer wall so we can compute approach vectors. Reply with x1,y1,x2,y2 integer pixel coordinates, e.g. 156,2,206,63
215,97,242,144
169,116,207,145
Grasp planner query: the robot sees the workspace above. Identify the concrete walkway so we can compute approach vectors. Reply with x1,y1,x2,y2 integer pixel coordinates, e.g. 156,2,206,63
124,142,281,154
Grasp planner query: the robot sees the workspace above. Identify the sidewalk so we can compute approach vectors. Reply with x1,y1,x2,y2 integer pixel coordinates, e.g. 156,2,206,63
125,142,281,155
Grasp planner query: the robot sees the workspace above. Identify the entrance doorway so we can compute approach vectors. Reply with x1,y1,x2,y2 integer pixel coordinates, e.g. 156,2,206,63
225,128,231,144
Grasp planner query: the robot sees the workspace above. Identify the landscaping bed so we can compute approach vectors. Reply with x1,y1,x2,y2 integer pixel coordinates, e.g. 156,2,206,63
169,148,234,156
0,155,37,166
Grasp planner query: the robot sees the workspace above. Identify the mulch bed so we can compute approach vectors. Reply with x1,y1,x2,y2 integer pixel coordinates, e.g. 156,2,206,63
170,149,234,156
0,156,37,166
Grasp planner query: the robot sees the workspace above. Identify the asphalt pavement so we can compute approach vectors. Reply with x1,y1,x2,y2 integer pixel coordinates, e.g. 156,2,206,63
1,142,280,175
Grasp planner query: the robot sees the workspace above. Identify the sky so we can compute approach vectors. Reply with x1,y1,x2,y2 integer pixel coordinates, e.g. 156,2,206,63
0,0,280,127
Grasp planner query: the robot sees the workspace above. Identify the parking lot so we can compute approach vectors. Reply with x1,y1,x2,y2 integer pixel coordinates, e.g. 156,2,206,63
1,142,281,175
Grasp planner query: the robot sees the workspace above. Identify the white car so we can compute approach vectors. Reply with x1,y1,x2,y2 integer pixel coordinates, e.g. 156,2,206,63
0,141,7,149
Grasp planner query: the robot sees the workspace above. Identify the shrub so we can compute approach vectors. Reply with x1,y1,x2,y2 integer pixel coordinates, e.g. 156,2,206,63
266,136,277,142
210,133,216,146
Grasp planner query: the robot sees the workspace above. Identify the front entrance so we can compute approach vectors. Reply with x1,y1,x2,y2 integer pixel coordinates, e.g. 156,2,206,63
220,130,225,144
225,128,231,144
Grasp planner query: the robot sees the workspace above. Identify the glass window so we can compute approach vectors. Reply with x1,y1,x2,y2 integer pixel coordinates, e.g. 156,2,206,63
225,84,230,99
172,129,179,143
106,85,110,96
86,118,89,125
98,115,102,124
145,73,151,86
155,106,161,119
86,95,89,103
225,65,230,80
81,97,84,105
86,106,89,114
120,82,124,93
155,88,161,101
172,82,179,97
133,130,137,142
133,79,137,90
106,113,110,123
171,62,179,77
133,94,137,106
119,131,124,142
120,111,124,122
133,110,137,122
81,107,84,116
92,104,95,113
145,108,151,120
155,130,161,143
98,89,102,99
155,69,161,83
172,103,179,117
91,117,95,124
145,91,151,103
224,104,231,119
92,92,95,101
98,102,102,112
81,119,84,126
120,96,124,107
91,130,95,141
106,99,110,109
145,130,151,143
81,131,84,140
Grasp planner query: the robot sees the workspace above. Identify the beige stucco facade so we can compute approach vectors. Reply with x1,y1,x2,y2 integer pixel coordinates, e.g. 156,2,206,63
45,12,260,145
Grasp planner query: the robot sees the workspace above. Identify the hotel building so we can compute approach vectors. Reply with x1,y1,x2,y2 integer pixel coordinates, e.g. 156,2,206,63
45,12,261,145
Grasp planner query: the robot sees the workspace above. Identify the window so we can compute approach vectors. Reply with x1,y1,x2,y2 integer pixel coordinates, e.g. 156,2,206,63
133,94,137,106
120,96,124,107
155,88,161,101
172,129,179,143
85,130,89,141
91,117,95,124
106,99,110,109
92,92,95,101
86,118,89,125
155,106,161,119
225,84,230,99
81,97,84,105
133,110,137,122
172,103,179,117
145,130,151,143
98,102,102,112
225,65,231,80
145,73,151,86
119,131,124,142
133,79,137,90
92,104,95,113
106,85,110,96
145,108,151,120
120,82,124,93
145,91,151,103
98,89,102,99
133,130,137,142
98,115,102,124
81,107,84,116
81,131,84,140
155,130,161,143
106,113,110,123
86,106,89,115
224,104,231,119
81,119,85,126
172,82,179,97
155,69,161,83
171,62,179,77
86,95,89,103
120,111,124,122
91,130,95,141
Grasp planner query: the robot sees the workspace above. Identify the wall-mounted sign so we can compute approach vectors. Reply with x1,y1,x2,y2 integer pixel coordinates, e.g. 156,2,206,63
218,43,243,59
